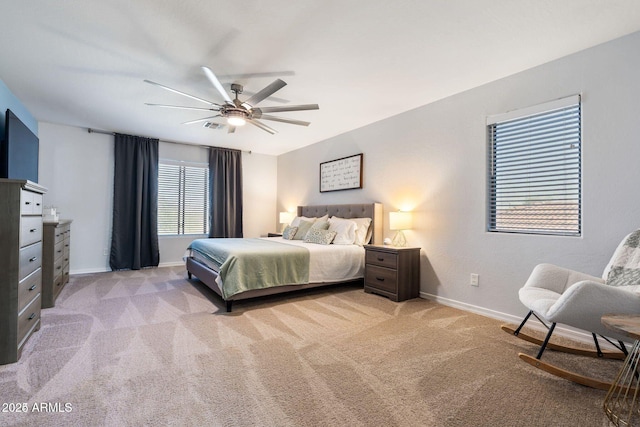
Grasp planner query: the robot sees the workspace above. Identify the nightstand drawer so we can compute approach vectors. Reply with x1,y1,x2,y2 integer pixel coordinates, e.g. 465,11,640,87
365,250,398,269
365,265,398,293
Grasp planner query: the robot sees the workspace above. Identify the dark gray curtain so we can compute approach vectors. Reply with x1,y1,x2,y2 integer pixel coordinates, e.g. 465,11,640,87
209,147,243,238
110,133,160,270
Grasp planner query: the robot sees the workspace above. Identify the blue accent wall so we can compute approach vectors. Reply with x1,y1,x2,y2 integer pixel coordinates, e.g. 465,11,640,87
0,78,38,137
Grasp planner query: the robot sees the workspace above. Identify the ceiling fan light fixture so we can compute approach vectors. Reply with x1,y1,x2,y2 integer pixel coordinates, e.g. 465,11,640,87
226,110,247,126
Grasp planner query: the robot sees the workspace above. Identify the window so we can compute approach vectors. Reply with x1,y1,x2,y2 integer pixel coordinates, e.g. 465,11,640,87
158,161,210,235
487,95,581,236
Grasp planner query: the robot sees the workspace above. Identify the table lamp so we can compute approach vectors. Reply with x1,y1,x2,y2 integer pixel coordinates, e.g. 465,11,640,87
389,211,412,247
279,212,294,232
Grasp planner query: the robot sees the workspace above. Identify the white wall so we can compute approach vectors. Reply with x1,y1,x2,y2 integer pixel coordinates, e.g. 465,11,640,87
38,123,278,273
277,31,640,320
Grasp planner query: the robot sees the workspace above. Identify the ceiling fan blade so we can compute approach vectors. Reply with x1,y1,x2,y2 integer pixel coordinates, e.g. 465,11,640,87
182,115,220,125
217,71,295,79
144,80,218,106
256,114,310,126
145,103,220,112
240,90,290,104
202,66,233,104
227,126,236,134
253,104,319,113
247,118,277,134
243,79,287,107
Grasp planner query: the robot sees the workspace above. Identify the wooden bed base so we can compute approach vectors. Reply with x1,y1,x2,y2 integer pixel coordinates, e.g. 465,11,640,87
186,203,383,312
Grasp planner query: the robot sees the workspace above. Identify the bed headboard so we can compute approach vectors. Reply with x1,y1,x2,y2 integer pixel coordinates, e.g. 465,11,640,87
297,203,383,245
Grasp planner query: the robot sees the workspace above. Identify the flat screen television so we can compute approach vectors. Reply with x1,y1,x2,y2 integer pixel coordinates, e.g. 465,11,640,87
0,109,39,183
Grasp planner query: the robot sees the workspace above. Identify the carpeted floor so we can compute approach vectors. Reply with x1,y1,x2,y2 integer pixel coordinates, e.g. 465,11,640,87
0,266,621,426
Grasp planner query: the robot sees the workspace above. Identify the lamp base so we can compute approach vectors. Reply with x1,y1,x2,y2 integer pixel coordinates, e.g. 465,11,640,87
391,230,407,247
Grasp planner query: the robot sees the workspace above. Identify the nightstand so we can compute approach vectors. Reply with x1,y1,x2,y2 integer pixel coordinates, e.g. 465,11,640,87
267,232,283,237
364,245,420,302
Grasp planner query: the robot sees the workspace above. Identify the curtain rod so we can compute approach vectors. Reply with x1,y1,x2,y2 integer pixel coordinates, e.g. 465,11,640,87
87,128,252,154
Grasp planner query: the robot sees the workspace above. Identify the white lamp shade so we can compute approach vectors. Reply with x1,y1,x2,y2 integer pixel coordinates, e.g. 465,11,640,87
389,211,412,231
279,211,294,224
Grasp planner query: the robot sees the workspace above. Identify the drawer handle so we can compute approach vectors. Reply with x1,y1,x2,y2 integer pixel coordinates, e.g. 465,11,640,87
376,277,385,281
56,266,62,270
30,228,37,232
29,256,37,262
29,284,37,291
57,249,63,253
28,313,36,320
36,202,41,206
25,201,31,205
377,257,385,261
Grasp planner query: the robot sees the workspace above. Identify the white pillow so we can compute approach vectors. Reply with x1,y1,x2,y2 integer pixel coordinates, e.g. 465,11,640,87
351,217,372,245
291,216,316,227
329,216,371,246
328,217,357,245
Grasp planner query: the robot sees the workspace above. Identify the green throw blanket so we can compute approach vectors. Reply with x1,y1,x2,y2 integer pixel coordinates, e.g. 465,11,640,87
188,238,310,299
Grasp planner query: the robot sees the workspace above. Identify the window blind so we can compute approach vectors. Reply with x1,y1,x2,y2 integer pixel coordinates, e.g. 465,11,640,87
158,163,210,235
487,96,581,236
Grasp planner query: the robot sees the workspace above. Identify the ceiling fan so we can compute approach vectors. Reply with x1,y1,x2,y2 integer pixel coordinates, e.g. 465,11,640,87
144,67,319,134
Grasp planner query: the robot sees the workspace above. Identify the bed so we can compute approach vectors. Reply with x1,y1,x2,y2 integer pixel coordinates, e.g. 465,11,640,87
186,203,383,311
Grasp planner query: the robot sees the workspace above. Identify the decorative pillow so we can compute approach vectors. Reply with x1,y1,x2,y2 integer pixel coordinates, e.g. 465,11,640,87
293,219,315,240
328,217,357,245
606,229,640,287
282,225,298,240
304,229,337,245
310,220,330,231
348,217,372,245
291,216,316,227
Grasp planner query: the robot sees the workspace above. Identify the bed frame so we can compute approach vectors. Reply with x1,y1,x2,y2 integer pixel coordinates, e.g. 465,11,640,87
186,203,383,312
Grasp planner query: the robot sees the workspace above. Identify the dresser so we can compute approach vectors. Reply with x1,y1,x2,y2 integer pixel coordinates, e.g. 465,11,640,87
364,245,421,302
42,220,72,308
0,179,47,364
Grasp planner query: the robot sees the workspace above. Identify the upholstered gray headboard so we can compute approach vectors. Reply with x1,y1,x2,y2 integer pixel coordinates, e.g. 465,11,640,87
297,203,383,245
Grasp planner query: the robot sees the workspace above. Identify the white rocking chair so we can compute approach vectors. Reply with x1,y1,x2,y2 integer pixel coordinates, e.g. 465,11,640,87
503,230,640,389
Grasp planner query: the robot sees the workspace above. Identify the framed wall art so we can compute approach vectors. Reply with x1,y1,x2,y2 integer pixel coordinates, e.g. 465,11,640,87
319,153,363,192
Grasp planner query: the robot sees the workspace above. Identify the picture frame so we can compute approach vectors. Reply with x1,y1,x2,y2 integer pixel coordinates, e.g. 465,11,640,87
319,153,363,193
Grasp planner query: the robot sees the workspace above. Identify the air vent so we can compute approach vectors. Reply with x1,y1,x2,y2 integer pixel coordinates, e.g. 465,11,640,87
203,122,222,129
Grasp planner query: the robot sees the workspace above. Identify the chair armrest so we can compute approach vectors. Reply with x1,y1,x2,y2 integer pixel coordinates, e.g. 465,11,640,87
547,280,640,340
523,263,603,294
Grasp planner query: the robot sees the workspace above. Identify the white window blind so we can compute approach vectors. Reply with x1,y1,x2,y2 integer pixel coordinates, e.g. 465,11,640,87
158,162,210,235
487,96,581,236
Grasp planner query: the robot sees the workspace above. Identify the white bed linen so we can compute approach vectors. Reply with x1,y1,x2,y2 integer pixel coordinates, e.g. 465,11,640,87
188,237,365,285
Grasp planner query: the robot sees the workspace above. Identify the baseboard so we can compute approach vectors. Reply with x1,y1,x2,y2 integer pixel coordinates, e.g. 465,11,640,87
71,262,185,276
419,291,615,347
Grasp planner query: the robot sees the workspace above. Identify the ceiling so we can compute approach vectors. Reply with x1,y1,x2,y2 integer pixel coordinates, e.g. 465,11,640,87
2,1,640,156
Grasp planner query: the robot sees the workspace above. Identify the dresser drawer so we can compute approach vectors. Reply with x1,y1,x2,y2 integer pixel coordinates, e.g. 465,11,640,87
17,294,41,346
54,239,65,260
20,216,43,248
20,190,43,215
18,268,41,313
53,255,64,279
19,242,42,280
365,265,398,293
53,227,65,244
365,250,398,269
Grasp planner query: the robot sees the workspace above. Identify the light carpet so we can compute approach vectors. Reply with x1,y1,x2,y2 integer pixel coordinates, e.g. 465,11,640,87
0,266,621,426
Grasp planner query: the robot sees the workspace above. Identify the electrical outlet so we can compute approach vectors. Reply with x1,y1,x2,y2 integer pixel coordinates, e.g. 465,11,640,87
470,273,479,287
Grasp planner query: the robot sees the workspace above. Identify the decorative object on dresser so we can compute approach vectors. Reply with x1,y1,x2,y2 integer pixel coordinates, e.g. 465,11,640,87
42,219,72,308
0,179,46,364
364,245,420,302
